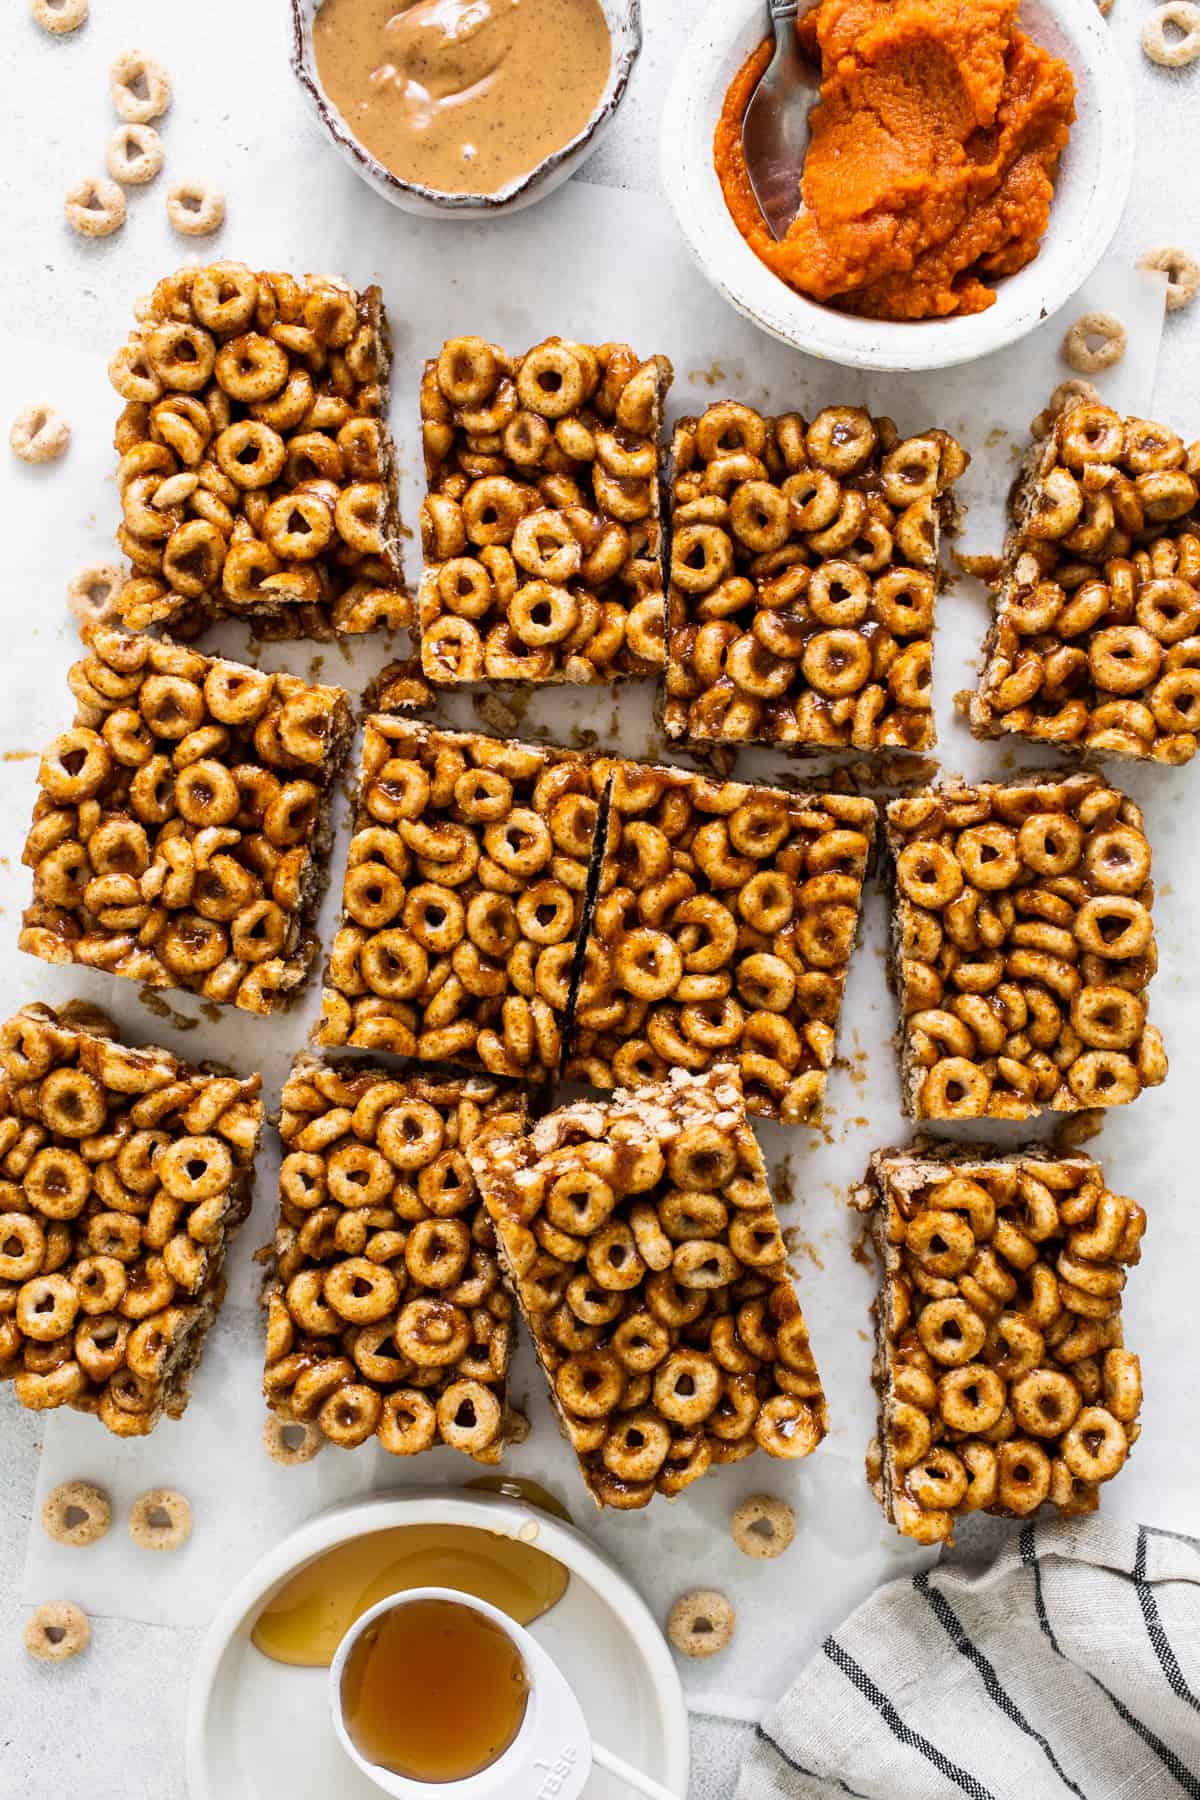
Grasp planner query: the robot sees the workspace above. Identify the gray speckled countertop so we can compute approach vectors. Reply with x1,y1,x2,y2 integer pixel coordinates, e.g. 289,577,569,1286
1,1,1196,1794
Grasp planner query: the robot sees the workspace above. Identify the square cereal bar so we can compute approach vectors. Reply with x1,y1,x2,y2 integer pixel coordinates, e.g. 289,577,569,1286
0,1001,262,1435
663,402,967,750
20,627,353,1014
262,1054,524,1463
969,401,1200,764
855,1145,1144,1544
108,261,408,639
317,719,601,1080
468,1064,826,1509
885,773,1167,1119
566,761,875,1121
417,335,673,684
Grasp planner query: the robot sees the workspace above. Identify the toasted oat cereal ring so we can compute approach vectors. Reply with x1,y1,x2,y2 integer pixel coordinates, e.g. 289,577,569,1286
667,1589,735,1659
129,1488,192,1552
66,563,123,633
436,1379,502,1456
41,1481,112,1548
378,1388,439,1456
731,1493,795,1559
1062,1405,1129,1482
110,50,171,122
1138,245,1200,311
167,182,225,237
106,123,163,185
24,1601,89,1662
32,0,88,33
10,404,70,465
263,1414,325,1466
1142,0,1200,60
64,175,127,237
1062,312,1127,373
517,341,587,418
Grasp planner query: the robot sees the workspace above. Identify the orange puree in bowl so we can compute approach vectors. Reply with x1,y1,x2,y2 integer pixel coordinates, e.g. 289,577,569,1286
714,0,1076,321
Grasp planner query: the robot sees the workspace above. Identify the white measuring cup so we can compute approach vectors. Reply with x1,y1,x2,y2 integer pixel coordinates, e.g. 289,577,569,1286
329,1586,682,1800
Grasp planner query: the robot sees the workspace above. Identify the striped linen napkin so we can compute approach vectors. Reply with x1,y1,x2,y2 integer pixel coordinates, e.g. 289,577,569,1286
737,1515,1200,1798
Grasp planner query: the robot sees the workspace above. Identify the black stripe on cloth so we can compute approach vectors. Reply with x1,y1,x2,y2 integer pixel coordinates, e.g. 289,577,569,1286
1020,1522,1200,1798
823,1635,998,1800
754,1723,870,1798
1135,1527,1200,1716
915,1569,1087,1799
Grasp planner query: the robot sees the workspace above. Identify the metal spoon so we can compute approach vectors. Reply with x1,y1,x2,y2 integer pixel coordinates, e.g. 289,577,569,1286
740,0,823,241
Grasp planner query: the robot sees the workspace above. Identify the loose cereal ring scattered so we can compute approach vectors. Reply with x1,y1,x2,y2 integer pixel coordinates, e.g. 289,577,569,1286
731,1493,796,1559
9,405,70,465
1061,312,1127,374
64,177,126,238
1142,0,1200,63
41,1481,112,1548
65,562,123,634
667,1590,736,1659
1138,246,1200,312
24,1601,90,1662
106,123,163,186
167,182,225,237
31,0,88,33
263,1414,325,1466
129,1488,192,1551
110,50,171,122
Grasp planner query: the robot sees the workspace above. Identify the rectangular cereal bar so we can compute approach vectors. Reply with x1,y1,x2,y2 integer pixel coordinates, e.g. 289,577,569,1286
566,760,875,1121
417,335,673,684
885,773,1167,1119
856,1145,1144,1544
0,1001,262,1435
663,402,967,750
317,718,602,1081
468,1064,826,1509
969,399,1200,764
262,1054,524,1463
20,627,354,1013
109,260,408,639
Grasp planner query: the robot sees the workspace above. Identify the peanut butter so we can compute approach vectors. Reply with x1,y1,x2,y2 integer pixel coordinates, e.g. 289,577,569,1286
313,0,612,196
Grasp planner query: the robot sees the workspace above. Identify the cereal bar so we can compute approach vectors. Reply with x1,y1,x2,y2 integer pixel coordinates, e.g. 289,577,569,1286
468,1064,826,1509
566,761,875,1121
20,627,353,1013
0,1001,262,1435
418,335,673,684
663,403,967,749
109,261,408,639
969,402,1200,763
317,718,601,1079
262,1055,524,1463
856,1146,1144,1544
885,773,1167,1119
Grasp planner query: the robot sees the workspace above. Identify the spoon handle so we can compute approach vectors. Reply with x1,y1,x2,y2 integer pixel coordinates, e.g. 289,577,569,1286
593,1739,685,1800
768,0,801,18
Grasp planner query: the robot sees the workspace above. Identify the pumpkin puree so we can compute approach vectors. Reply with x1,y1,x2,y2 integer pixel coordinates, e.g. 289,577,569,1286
714,0,1076,320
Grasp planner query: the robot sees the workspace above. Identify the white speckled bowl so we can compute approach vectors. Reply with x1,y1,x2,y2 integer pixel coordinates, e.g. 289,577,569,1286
290,0,642,217
660,0,1134,371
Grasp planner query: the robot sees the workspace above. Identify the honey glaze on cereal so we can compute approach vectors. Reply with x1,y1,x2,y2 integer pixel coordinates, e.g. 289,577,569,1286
250,1522,568,1667
313,0,612,196
341,1597,530,1782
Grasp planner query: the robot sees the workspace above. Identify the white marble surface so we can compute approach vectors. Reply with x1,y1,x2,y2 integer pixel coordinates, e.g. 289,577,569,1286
0,2,1197,1796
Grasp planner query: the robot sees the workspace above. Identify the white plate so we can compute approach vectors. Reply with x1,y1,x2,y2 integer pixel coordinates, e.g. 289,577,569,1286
660,0,1134,371
185,1488,689,1800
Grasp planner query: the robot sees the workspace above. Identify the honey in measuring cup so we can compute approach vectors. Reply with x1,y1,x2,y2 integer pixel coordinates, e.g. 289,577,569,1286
340,1596,530,1782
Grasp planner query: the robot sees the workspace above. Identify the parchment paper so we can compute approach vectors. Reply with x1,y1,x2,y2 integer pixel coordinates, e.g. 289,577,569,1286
4,176,1192,1722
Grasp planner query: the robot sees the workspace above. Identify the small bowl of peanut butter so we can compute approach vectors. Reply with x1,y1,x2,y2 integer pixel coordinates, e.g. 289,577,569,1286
290,0,640,216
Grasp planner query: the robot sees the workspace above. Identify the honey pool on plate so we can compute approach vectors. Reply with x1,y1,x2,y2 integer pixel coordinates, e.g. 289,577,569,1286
251,1509,568,1668
341,1596,530,1782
